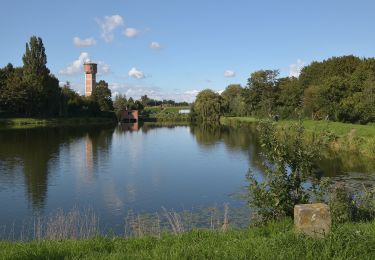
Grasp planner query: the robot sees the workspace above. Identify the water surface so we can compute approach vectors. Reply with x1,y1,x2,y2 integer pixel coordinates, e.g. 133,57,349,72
0,123,374,234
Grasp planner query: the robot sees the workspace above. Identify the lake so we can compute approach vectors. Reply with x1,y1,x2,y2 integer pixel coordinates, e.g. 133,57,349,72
0,123,374,236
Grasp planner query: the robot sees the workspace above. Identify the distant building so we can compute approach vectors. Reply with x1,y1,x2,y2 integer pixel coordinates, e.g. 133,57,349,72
84,63,97,97
178,109,190,114
120,109,139,122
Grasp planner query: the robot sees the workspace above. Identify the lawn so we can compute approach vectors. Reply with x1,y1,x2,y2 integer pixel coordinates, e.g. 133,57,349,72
221,117,375,138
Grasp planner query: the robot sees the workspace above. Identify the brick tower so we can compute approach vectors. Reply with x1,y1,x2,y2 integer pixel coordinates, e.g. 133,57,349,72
84,62,97,97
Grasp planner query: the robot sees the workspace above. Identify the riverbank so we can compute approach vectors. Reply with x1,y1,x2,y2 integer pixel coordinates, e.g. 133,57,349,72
1,219,375,259
221,117,375,158
0,117,117,129
142,106,190,122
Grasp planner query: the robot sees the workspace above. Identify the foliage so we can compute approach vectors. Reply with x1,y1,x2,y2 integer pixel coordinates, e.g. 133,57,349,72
277,77,303,118
60,82,84,116
243,70,280,117
191,89,224,122
247,120,321,222
113,94,127,121
221,84,246,116
316,181,375,224
91,80,113,112
139,94,189,107
22,36,60,116
225,55,375,124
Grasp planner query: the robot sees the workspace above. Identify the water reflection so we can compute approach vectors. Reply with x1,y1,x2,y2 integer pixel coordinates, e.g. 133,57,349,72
190,123,375,180
0,123,374,235
0,126,114,210
190,123,265,175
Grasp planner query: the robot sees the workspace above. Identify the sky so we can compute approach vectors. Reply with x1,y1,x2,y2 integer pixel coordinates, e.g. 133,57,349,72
1,0,375,102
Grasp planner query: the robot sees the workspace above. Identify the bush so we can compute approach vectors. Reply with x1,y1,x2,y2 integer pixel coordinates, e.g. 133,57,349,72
319,181,375,224
247,120,322,223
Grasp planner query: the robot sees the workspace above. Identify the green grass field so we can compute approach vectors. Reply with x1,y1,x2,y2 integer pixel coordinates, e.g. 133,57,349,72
144,106,190,114
1,219,375,259
221,117,375,138
143,106,190,122
221,117,375,158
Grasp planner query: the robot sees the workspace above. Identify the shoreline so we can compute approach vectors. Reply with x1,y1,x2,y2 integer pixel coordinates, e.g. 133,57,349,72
0,117,117,129
221,116,375,159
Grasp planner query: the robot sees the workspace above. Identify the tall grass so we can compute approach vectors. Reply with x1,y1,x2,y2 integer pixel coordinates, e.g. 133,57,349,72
0,208,99,241
0,204,248,241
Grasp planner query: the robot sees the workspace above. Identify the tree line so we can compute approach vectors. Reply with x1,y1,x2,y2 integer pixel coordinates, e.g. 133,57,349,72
0,36,114,117
193,55,375,124
0,36,189,119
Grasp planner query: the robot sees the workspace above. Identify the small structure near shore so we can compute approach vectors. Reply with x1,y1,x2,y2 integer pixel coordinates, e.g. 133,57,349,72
120,109,138,123
294,203,331,238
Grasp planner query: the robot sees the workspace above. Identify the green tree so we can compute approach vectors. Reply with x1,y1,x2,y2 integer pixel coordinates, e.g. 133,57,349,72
60,82,84,116
0,65,28,114
113,94,127,121
91,80,113,112
243,70,279,116
140,95,151,106
277,77,303,118
22,36,60,116
192,89,224,121
221,84,246,116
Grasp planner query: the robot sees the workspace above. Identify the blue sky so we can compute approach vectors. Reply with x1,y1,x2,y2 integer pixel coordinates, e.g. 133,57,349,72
1,0,375,101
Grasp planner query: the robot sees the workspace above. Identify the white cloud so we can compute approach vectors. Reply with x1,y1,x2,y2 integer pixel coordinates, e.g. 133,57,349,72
123,28,139,38
224,70,236,77
73,37,96,47
59,52,90,75
289,59,305,78
128,67,145,79
59,52,110,75
150,41,161,49
96,15,124,42
97,61,110,75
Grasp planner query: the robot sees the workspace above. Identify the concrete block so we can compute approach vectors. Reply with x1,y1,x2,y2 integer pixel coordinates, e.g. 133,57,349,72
294,203,331,238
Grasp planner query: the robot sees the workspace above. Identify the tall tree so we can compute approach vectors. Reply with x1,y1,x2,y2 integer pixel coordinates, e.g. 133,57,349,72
221,84,245,116
277,77,303,118
22,36,60,116
91,80,113,112
243,70,279,116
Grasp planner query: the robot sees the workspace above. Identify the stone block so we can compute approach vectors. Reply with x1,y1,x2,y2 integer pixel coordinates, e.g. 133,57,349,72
294,203,331,238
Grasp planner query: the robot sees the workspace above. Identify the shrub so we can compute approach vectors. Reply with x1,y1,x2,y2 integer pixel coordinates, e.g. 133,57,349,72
247,120,321,223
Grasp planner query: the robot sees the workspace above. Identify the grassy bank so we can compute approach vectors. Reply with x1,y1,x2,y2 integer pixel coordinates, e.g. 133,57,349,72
1,219,375,259
143,106,190,122
0,117,117,129
221,117,375,158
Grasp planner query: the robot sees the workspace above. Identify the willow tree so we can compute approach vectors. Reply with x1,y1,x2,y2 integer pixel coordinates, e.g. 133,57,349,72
192,89,224,122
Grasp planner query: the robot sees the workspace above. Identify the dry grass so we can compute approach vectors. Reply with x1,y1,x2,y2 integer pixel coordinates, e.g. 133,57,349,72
0,204,250,241
123,204,242,239
1,208,99,241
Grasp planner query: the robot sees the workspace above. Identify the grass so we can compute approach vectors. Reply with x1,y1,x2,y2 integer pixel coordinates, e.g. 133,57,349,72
144,106,190,114
221,117,375,137
143,106,190,122
1,219,375,259
221,116,375,158
0,117,116,129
